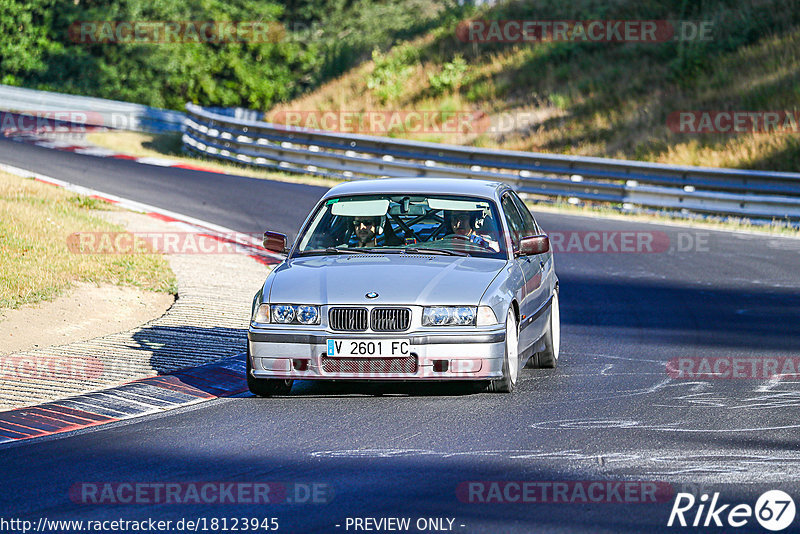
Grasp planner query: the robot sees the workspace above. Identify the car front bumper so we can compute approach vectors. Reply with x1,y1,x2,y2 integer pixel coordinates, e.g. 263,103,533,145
247,328,506,381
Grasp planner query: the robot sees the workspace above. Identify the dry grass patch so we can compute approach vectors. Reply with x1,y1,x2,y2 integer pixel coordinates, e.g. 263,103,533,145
0,171,177,309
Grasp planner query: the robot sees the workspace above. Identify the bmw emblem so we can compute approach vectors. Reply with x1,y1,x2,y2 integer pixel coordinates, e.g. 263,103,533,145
365,292,379,299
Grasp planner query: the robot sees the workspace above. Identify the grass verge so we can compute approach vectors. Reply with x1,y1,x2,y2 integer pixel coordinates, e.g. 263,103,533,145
0,171,177,309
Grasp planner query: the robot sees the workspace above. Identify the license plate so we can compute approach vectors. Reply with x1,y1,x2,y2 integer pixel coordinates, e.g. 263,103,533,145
326,339,411,357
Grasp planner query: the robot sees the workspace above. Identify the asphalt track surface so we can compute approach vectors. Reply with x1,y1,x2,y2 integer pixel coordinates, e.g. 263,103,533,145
2,137,800,533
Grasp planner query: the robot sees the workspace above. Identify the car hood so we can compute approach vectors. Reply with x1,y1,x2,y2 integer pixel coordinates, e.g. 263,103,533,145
268,254,506,306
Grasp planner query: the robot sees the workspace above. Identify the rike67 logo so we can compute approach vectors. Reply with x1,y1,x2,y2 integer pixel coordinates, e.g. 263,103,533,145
668,490,796,531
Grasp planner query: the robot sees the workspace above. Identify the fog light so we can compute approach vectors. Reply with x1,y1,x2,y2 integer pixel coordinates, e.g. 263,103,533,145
261,358,291,372
450,359,482,373
433,360,449,373
292,359,309,371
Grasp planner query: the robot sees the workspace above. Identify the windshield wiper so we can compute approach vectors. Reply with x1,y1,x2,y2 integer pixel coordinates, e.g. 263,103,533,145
361,247,406,254
404,247,469,256
324,247,365,254
359,246,468,256
295,247,364,256
313,246,468,257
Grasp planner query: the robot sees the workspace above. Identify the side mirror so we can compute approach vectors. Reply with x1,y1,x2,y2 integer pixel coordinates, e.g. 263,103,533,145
263,231,288,254
518,235,550,256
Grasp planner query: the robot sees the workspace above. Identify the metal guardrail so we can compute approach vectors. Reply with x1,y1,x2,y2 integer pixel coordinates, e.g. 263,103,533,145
183,103,800,220
0,84,184,133
2,83,797,220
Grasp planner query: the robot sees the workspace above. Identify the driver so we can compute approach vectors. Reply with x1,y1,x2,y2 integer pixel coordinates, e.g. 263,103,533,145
351,216,380,248
447,210,491,248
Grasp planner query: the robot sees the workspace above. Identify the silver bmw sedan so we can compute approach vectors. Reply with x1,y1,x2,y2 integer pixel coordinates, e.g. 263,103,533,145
248,178,559,395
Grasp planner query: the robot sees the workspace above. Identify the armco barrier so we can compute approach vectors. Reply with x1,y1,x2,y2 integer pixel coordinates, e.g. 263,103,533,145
183,103,800,220
0,84,184,133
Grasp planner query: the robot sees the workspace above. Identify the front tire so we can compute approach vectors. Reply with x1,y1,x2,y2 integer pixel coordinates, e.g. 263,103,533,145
247,345,293,397
488,307,519,393
534,291,560,369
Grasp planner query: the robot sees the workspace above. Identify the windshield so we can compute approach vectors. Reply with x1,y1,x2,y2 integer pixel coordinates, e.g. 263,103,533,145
294,194,507,259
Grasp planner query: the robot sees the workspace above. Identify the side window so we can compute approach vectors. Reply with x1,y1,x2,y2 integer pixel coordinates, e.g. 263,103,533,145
501,194,526,249
510,192,539,236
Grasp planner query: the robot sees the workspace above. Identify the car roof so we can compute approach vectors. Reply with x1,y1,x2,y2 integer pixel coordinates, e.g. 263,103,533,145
322,178,509,201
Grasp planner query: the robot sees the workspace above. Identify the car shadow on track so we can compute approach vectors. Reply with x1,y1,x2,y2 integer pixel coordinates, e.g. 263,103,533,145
287,380,489,397
132,324,247,376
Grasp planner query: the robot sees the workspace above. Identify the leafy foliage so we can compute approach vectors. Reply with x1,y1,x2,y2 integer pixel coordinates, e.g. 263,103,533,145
428,55,467,95
0,0,444,110
0,0,61,85
366,45,419,103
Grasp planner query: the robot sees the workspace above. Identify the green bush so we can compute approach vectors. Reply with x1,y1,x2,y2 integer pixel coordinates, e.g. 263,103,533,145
366,45,419,104
428,55,467,95
0,0,447,110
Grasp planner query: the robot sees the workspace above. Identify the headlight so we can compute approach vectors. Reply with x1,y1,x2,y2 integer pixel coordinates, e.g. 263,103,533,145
296,305,319,325
271,304,296,323
252,303,270,324
422,306,476,326
255,304,320,325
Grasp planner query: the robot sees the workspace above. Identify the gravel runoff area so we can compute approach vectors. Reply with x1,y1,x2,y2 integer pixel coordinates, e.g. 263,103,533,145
0,210,270,410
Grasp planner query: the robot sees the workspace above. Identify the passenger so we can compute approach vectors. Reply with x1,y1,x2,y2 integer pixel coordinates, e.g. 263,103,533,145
351,216,381,247
446,210,492,248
